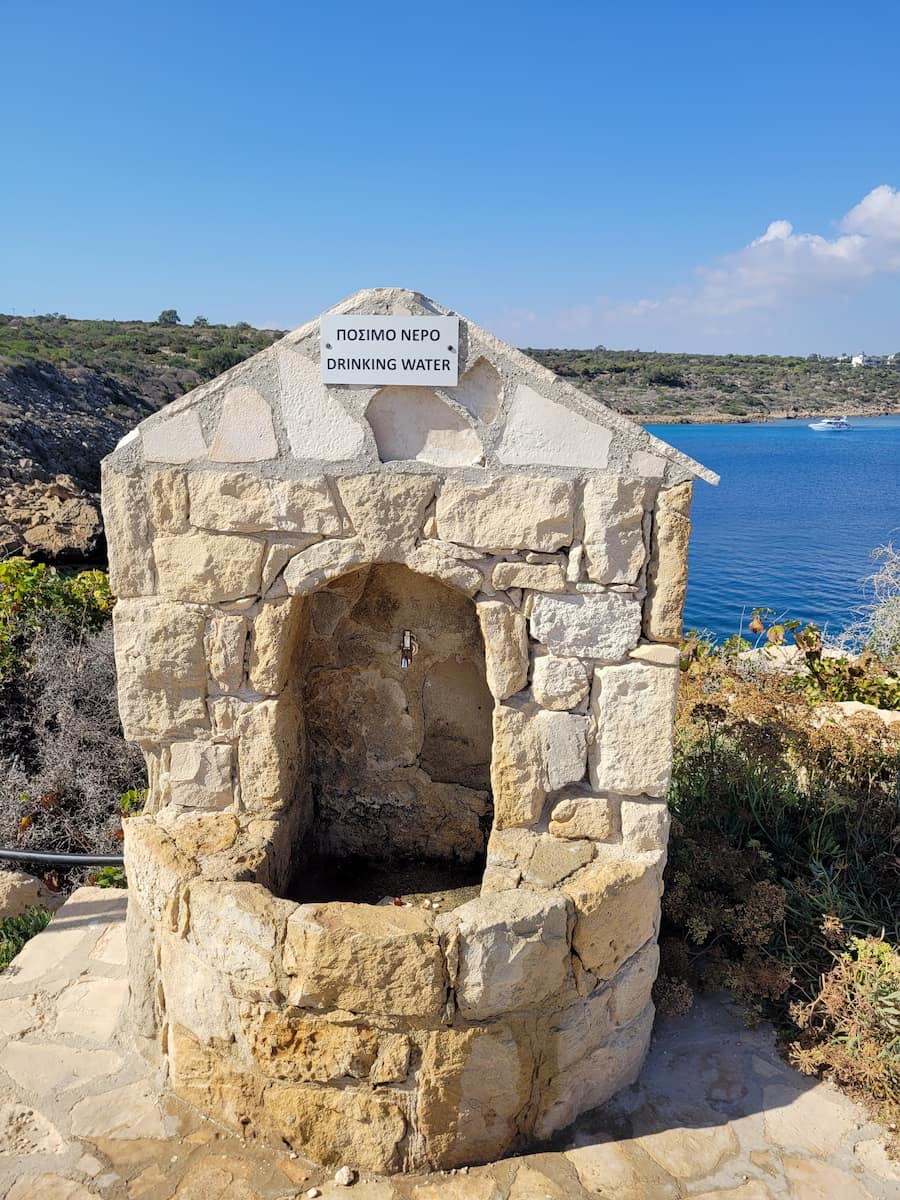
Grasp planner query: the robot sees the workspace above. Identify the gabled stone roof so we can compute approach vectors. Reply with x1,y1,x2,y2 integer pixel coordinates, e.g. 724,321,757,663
108,287,718,487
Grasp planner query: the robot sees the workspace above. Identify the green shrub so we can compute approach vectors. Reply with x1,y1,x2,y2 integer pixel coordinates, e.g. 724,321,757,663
661,644,899,1020
0,906,51,971
0,559,112,681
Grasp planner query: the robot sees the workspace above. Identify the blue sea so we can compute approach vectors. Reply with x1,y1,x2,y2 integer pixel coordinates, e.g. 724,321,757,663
644,415,900,643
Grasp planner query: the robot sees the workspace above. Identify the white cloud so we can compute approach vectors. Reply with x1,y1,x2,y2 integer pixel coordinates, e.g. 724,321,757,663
490,186,900,350
841,184,900,240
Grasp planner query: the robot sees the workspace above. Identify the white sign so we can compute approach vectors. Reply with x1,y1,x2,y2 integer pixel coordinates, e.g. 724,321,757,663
320,315,459,386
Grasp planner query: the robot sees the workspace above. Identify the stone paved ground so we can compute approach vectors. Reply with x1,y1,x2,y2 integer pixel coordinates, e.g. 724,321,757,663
0,889,897,1200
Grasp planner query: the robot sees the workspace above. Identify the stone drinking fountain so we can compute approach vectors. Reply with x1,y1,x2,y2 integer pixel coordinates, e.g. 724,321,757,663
102,288,716,1172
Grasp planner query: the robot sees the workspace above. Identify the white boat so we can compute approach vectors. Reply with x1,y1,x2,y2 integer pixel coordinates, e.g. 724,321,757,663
808,416,852,431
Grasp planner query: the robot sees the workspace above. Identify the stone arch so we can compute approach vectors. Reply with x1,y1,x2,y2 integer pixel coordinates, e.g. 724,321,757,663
281,561,497,902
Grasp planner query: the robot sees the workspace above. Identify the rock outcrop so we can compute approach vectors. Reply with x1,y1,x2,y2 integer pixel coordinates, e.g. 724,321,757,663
0,359,158,561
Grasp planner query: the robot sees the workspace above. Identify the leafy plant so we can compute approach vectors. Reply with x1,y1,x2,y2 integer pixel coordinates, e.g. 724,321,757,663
118,788,147,818
0,906,51,971
0,559,113,681
88,866,127,889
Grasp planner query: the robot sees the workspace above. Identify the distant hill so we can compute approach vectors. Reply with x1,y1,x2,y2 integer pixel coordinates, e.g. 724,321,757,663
527,347,900,423
1,312,898,559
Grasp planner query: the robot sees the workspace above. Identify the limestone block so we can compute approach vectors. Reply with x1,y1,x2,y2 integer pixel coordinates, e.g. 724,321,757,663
155,532,265,603
166,811,240,860
491,703,589,828
484,826,539,880
366,386,483,466
142,408,207,464
113,598,208,740
405,542,483,597
629,642,680,666
452,356,502,423
337,473,435,552
566,542,584,584
123,817,195,919
582,475,649,585
261,538,319,594
283,902,445,1017
644,482,693,643
529,592,642,660
561,857,663,980
495,383,613,469
187,881,291,994
236,696,305,811
535,1003,654,1139
0,870,63,920
491,561,566,592
147,469,189,534
438,890,570,1020
531,653,590,710
249,598,306,694
476,601,528,700
283,537,367,594
125,897,158,1044
241,1007,410,1085
435,476,575,552
589,661,679,796
630,449,667,478
210,386,278,462
188,471,342,535
276,344,370,461
159,933,239,1044
620,797,671,851
205,613,247,693
101,464,155,598
549,792,615,841
524,835,595,888
261,1079,408,1173
608,940,660,1027
416,1023,534,1169
168,1023,266,1139
169,741,233,810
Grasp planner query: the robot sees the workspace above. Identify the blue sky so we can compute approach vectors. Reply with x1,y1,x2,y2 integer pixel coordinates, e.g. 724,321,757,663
3,0,900,354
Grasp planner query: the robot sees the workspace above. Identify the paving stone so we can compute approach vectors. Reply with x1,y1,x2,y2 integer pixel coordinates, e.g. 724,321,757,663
506,1163,571,1198
692,1184,774,1200
0,1041,123,1095
853,1137,900,1182
169,1154,266,1200
763,1083,856,1156
90,916,128,966
69,1079,167,1140
6,1176,99,1200
0,1101,68,1157
317,1182,395,1200
631,1106,738,1179
54,976,128,1041
0,910,94,988
781,1155,874,1200
126,1162,171,1198
412,1175,504,1199
564,1141,678,1199
0,995,39,1037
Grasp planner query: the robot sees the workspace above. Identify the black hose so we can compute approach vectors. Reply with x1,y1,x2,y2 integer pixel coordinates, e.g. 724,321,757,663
0,847,124,866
